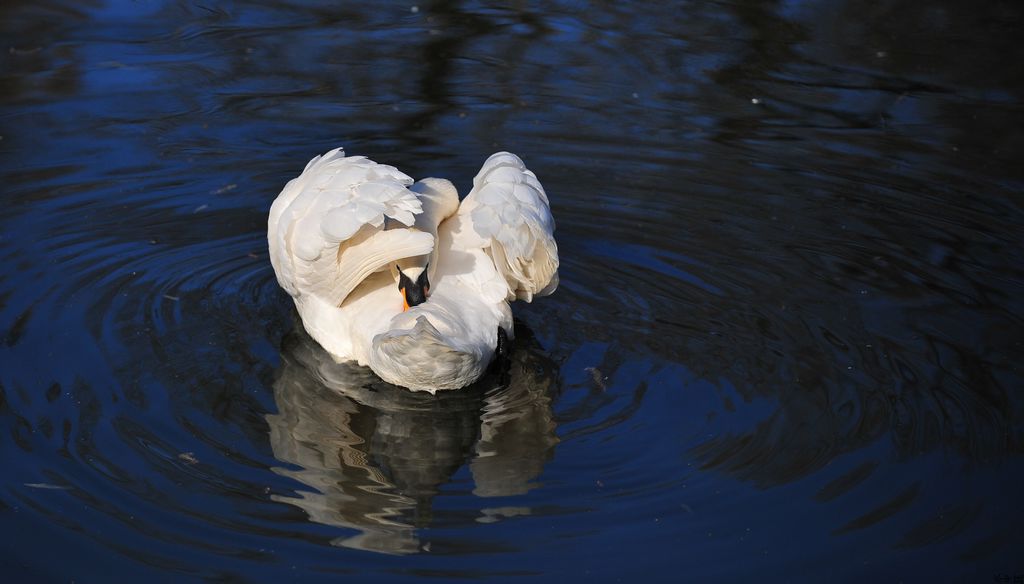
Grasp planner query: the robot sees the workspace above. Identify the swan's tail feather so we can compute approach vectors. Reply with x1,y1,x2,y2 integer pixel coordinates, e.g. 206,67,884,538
370,316,485,393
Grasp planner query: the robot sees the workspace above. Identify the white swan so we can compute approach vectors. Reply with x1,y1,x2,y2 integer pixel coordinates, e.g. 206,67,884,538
268,148,558,392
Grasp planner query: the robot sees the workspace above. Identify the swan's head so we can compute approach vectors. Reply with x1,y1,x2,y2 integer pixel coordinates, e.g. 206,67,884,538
396,264,430,311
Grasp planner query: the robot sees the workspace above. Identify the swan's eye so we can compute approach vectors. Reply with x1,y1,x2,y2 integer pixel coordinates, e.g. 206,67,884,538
417,274,430,297
397,270,414,291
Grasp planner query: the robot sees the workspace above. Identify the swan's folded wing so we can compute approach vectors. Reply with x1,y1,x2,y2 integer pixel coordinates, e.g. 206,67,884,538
460,152,559,302
268,148,433,305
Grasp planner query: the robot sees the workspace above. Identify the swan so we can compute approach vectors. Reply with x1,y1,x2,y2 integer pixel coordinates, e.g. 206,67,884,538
268,148,558,392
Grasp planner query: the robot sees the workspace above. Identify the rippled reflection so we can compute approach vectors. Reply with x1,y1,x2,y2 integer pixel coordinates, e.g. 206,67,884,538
267,320,558,554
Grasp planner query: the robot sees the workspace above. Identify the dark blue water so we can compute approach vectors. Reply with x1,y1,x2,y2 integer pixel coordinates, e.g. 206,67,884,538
2,0,1023,581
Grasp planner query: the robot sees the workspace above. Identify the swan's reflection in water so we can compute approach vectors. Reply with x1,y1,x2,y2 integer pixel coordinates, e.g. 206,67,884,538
267,323,559,554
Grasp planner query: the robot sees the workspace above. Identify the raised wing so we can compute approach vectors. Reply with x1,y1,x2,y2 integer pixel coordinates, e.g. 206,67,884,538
268,148,434,305
459,152,559,302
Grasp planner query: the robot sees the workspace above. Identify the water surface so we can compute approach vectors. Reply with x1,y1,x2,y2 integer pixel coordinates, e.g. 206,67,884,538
1,0,1022,581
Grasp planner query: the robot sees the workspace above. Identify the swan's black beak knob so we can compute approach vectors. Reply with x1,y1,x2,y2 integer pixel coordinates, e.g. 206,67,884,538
397,265,430,311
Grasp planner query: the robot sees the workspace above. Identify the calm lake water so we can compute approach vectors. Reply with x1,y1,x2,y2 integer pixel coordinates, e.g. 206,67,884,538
2,0,1022,581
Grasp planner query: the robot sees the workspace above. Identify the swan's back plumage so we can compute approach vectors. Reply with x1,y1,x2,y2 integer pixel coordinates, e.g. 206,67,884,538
268,148,434,306
460,152,559,302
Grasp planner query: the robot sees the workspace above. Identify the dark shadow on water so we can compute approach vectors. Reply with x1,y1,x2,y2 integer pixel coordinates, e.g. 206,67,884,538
266,319,559,554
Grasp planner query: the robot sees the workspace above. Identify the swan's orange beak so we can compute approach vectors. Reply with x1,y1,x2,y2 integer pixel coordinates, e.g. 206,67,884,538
400,287,410,312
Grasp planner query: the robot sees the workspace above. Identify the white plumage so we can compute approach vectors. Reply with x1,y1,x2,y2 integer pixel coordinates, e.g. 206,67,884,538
268,148,558,392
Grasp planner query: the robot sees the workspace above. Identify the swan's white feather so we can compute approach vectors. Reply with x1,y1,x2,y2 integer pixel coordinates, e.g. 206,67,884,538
460,152,559,302
269,148,431,307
